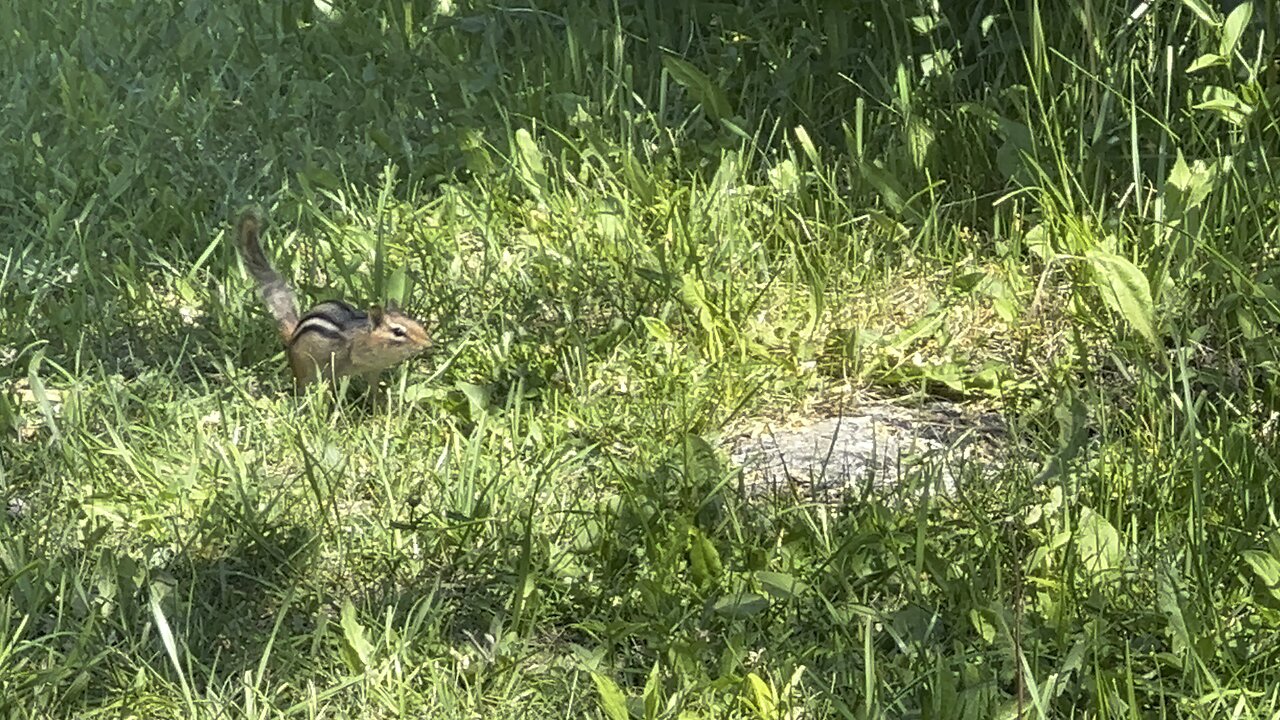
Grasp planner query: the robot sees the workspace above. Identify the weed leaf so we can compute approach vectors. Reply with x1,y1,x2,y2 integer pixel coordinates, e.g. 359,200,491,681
1179,0,1219,25
386,265,408,305
643,661,661,720
688,527,723,585
1220,2,1252,57
513,129,548,201
713,591,768,618
590,671,630,720
339,600,374,674
1075,507,1124,579
744,673,777,718
1156,566,1195,654
662,54,733,121
640,316,673,346
1242,550,1280,602
1186,53,1226,72
456,381,492,417
755,571,808,600
1193,86,1251,125
1086,248,1159,349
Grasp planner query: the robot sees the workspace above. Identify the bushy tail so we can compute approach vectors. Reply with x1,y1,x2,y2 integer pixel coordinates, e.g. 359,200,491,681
238,211,299,342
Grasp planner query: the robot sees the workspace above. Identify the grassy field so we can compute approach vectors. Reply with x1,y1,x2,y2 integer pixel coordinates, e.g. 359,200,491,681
3,1,1280,717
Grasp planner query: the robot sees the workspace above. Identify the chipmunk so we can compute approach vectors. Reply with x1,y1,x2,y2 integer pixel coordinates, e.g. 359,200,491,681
237,212,431,390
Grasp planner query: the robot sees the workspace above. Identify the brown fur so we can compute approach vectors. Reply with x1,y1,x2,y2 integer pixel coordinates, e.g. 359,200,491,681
237,211,431,390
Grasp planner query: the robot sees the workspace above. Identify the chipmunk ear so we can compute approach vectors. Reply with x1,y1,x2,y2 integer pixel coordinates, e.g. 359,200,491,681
368,305,385,325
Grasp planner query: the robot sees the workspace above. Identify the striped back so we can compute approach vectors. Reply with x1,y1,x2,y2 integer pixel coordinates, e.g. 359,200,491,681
291,300,368,343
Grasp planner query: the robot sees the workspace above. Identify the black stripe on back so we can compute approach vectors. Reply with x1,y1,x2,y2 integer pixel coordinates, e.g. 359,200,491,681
297,310,347,331
302,300,363,324
291,316,346,342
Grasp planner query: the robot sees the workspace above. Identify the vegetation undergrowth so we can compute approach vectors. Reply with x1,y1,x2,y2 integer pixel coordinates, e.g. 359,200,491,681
2,1,1279,717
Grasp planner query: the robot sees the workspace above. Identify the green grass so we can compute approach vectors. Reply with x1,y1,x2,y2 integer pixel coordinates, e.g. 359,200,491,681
3,0,1280,717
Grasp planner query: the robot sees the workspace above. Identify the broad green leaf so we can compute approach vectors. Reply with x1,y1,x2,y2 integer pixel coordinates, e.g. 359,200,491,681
1053,389,1089,466
969,609,997,644
951,271,987,293
1157,564,1195,654
513,128,547,201
1085,248,1159,349
1236,305,1263,339
744,673,777,719
680,273,718,336
1243,550,1280,601
766,158,800,196
919,48,953,77
386,265,408,305
1186,53,1226,72
1075,507,1124,578
594,201,626,242
455,381,492,417
1220,1,1252,57
590,671,630,720
338,600,374,674
0,389,16,435
982,275,1021,323
1163,150,1231,222
1059,641,1088,684
621,148,655,204
719,117,752,141
461,128,495,175
1180,0,1219,25
755,571,808,599
1163,150,1194,208
884,311,945,353
643,661,661,720
712,591,769,618
640,316,673,345
688,527,723,585
995,116,1036,186
662,54,733,121
1193,86,1252,125
1024,222,1053,261
1192,98,1250,125
919,359,966,393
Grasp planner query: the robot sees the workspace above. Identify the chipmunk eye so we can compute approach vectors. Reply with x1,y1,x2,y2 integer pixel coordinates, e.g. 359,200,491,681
390,325,408,338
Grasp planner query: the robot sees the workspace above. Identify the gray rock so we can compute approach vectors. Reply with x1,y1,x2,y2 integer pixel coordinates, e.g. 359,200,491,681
6,495,28,519
728,401,1006,502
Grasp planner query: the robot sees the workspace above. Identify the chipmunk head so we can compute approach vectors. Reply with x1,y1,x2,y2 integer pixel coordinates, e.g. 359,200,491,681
352,303,432,372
